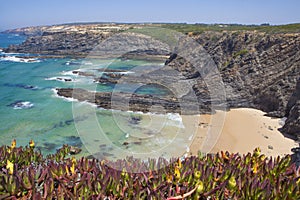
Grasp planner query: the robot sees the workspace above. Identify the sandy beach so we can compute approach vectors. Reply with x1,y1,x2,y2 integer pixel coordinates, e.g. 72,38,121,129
183,108,298,157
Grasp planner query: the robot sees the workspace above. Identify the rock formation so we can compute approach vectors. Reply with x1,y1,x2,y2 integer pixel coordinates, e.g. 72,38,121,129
164,31,300,138
4,24,170,59
280,78,300,138
56,88,185,114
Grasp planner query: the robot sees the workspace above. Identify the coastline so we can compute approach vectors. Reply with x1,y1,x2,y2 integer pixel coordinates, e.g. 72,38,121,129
185,108,298,157
1,28,299,158
0,52,170,61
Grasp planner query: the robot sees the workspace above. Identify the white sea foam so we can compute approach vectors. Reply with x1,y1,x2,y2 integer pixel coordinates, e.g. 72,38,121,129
11,101,34,109
45,76,75,82
118,71,134,75
1,52,22,55
64,97,78,102
65,60,94,66
166,113,185,128
51,88,98,108
61,70,78,76
139,112,185,128
51,88,59,97
119,109,185,128
80,101,97,108
82,61,93,66
65,61,81,66
0,55,40,63
51,88,78,102
279,117,287,126
166,113,182,122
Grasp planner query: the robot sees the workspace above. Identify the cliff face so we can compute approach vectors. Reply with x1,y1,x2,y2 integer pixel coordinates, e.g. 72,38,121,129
4,24,140,57
197,31,300,117
166,31,300,138
280,78,300,138
6,31,109,56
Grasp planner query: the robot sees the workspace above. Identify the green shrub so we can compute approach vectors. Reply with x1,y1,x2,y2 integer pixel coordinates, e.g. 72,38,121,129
233,49,249,58
0,141,299,199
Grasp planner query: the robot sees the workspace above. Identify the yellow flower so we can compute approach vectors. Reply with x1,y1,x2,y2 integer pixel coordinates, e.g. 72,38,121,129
194,171,201,179
29,139,35,148
221,151,229,161
174,166,181,180
252,162,259,174
70,157,76,174
259,154,266,162
11,139,16,149
177,158,182,169
121,168,129,181
70,164,75,174
296,178,300,185
6,160,14,175
196,180,204,194
65,165,70,175
253,147,261,157
166,173,173,183
228,176,236,190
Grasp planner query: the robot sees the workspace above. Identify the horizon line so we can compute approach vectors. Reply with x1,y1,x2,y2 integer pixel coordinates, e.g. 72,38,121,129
2,21,300,31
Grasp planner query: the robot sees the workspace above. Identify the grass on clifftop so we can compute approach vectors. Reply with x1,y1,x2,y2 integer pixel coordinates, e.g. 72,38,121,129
0,140,299,199
160,23,300,34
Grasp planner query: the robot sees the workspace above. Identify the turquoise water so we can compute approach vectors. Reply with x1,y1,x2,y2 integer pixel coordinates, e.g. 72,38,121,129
0,33,196,160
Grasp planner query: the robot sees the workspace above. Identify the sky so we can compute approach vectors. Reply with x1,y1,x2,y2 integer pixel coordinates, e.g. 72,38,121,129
0,0,299,30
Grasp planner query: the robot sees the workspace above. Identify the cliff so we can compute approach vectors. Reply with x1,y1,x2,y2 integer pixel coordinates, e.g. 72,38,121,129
280,78,300,138
165,31,300,138
3,23,143,57
173,31,300,115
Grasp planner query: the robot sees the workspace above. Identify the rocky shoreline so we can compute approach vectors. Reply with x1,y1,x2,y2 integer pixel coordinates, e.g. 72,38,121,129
3,24,170,60
57,88,182,114
3,23,300,139
56,85,209,115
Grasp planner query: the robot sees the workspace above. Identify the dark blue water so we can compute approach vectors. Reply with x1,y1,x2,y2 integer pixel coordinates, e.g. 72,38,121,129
0,33,26,48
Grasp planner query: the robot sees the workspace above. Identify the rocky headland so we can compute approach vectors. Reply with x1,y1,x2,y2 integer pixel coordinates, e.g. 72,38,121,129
3,23,300,138
3,23,170,60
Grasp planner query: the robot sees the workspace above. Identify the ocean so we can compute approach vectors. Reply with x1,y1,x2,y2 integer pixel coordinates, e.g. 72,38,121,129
0,33,196,160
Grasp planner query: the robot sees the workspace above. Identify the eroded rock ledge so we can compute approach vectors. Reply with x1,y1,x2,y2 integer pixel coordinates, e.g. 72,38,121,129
57,87,211,115
57,88,182,114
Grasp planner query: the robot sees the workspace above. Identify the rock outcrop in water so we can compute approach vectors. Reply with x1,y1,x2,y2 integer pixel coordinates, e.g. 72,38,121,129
3,24,300,138
56,88,184,114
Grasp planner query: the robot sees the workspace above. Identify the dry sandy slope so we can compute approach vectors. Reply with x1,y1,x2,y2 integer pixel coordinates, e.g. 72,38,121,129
183,108,298,157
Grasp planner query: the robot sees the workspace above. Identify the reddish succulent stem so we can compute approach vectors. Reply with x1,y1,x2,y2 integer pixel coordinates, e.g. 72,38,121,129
166,185,197,200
